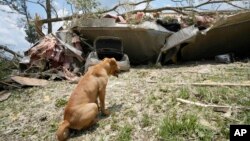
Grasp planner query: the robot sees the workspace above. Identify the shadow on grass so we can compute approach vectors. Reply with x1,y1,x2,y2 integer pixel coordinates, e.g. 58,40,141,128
69,123,99,139
69,103,123,139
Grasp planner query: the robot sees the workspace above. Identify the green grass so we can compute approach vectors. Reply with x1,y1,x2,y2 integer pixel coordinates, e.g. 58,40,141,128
136,71,149,78
125,109,137,117
147,94,157,105
21,126,38,137
244,111,250,124
159,88,169,93
110,115,119,131
193,86,250,106
168,84,250,140
55,98,68,108
117,124,133,141
1,61,250,141
178,87,189,99
49,120,58,133
141,113,151,128
158,113,213,141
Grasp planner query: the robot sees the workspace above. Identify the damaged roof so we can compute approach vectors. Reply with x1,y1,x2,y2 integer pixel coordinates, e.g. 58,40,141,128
158,11,250,62
72,19,173,65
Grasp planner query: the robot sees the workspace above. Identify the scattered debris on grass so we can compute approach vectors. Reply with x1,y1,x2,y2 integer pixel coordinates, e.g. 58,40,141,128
0,61,249,140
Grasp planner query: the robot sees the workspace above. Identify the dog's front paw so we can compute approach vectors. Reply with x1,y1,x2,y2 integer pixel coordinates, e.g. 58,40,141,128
102,109,110,116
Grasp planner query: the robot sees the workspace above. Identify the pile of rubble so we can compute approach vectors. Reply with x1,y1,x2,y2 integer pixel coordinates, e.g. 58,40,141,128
1,11,249,91
19,33,86,82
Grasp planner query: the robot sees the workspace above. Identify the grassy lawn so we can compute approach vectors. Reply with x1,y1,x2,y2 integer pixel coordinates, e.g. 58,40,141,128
0,61,249,141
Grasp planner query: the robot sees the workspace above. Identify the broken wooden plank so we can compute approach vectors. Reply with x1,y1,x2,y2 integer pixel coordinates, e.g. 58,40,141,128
51,33,84,62
176,98,250,110
0,45,23,58
166,82,250,87
177,98,230,108
0,91,11,102
11,76,48,87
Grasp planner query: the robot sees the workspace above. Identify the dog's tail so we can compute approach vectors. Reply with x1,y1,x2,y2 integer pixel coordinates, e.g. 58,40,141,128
56,120,70,141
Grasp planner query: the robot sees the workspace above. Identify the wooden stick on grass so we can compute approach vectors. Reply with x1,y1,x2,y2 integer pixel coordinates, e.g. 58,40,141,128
167,82,250,87
0,81,21,88
176,98,250,110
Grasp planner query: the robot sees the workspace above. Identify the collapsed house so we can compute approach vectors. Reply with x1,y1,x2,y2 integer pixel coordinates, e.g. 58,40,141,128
159,11,250,64
19,11,250,81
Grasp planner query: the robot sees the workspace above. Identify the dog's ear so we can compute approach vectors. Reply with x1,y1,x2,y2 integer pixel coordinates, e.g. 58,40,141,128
109,58,120,77
110,58,116,62
109,58,118,68
103,58,109,62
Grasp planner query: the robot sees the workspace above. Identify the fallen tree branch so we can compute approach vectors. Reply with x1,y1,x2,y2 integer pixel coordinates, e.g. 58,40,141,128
26,0,58,18
0,81,21,88
0,45,23,58
39,0,155,23
225,1,249,10
124,6,188,15
98,0,156,14
184,0,244,9
176,98,250,110
38,0,246,24
166,82,250,87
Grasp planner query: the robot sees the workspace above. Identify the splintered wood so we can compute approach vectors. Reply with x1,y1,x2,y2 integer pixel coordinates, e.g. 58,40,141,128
11,76,48,87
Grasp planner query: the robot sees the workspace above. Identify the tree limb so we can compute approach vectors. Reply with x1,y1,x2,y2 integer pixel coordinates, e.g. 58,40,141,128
38,0,247,24
26,0,47,11
51,5,58,18
0,45,23,58
184,0,246,9
0,81,22,88
225,1,249,10
123,6,188,15
97,0,156,14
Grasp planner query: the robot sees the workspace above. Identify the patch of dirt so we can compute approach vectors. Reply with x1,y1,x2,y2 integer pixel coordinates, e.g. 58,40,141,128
0,61,250,141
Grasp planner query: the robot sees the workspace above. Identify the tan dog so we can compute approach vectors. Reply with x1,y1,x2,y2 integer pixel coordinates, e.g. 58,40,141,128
56,58,119,141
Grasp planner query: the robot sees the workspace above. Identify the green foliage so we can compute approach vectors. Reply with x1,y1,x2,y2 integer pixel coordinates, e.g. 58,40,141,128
24,23,39,44
67,0,100,13
1,0,39,44
0,57,17,80
0,59,9,80
0,0,27,15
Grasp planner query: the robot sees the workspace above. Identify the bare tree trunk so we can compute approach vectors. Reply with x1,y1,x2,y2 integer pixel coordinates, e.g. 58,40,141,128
46,0,52,34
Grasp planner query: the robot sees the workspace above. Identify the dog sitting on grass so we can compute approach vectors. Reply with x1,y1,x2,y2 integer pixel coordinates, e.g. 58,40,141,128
56,58,119,141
